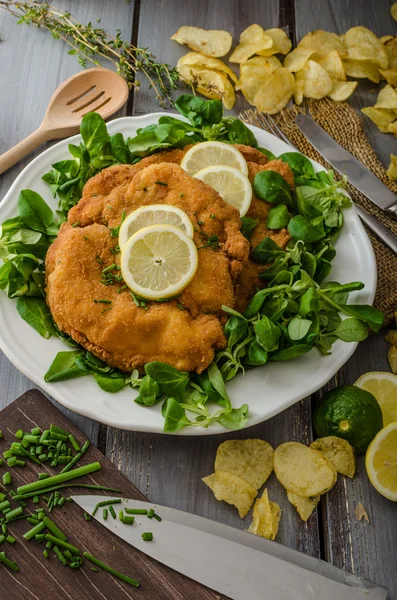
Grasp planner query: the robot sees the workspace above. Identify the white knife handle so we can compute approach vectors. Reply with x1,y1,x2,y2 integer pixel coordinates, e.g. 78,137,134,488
355,204,397,255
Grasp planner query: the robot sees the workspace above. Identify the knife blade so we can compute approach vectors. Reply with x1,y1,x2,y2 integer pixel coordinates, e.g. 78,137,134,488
295,114,397,216
72,495,387,600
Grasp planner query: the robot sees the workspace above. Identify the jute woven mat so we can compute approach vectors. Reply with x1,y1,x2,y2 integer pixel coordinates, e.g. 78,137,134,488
240,98,397,324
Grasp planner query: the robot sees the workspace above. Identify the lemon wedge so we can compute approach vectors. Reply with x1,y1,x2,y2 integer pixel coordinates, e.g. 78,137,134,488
366,422,397,501
194,165,252,216
181,141,248,176
120,224,198,300
118,205,194,250
355,371,397,426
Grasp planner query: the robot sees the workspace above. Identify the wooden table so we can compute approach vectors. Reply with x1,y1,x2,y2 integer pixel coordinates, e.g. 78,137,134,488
0,0,395,597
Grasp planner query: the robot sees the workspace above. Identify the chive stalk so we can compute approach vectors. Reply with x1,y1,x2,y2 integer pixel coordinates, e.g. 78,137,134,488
17,461,101,495
92,498,121,517
142,532,153,541
43,517,68,541
83,552,140,588
0,551,19,572
44,534,80,555
23,521,46,540
2,473,11,486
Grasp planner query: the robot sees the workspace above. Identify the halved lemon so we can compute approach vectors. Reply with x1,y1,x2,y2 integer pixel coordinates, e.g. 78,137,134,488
120,224,198,300
355,372,397,426
181,141,248,176
366,422,397,501
194,165,252,216
118,205,194,250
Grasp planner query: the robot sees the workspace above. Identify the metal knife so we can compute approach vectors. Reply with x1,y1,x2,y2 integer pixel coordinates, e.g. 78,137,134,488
295,114,397,255
72,495,387,600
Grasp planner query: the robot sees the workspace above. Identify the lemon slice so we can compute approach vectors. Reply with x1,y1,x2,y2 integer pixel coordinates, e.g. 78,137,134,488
120,224,198,300
366,422,397,501
181,141,248,176
355,371,397,426
118,205,194,250
194,165,252,216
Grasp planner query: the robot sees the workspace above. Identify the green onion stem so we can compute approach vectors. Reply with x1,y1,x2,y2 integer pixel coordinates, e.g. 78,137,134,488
0,551,19,572
83,552,140,588
43,517,68,541
17,462,101,495
13,483,121,501
45,534,80,555
23,521,46,541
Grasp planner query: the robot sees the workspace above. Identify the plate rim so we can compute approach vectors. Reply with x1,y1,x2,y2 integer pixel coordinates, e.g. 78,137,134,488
0,112,377,435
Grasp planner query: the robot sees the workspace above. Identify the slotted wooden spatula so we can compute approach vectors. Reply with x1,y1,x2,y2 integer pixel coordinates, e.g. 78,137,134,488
0,67,129,175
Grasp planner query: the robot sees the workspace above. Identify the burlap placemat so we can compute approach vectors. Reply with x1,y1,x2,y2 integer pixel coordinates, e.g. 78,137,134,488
240,98,397,324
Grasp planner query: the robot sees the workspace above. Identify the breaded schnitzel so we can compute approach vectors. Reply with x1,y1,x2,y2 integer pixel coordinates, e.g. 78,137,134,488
47,144,294,373
46,163,249,373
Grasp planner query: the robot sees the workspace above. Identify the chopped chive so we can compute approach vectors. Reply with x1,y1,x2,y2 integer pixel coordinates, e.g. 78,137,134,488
0,430,2,439
13,482,121,501
153,513,162,522
5,507,23,522
35,534,46,542
58,496,66,507
91,567,99,572
0,551,19,572
118,510,124,522
0,459,3,467
22,434,39,444
1,524,7,535
60,440,90,474
27,517,40,526
96,255,104,265
124,508,148,515
53,545,68,566
142,532,153,541
68,435,80,452
84,512,92,521
39,430,50,444
0,501,11,512
155,181,167,186
6,535,15,544
2,473,11,486
0,535,5,544
147,508,155,519
45,541,53,550
6,457,17,467
92,498,121,517
17,462,101,495
93,299,112,304
69,557,83,569
102,508,108,520
15,429,24,439
31,427,41,436
108,505,116,519
43,517,68,541
18,499,27,508
71,222,80,228
122,515,135,525
0,494,6,503
101,306,112,314
45,534,80,555
33,496,40,505
15,460,25,467
64,549,73,560
43,549,49,559
83,552,140,588
83,236,89,241
3,450,12,460
23,521,46,540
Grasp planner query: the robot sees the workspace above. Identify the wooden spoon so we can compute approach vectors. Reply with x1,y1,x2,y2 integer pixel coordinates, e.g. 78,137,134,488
0,68,129,175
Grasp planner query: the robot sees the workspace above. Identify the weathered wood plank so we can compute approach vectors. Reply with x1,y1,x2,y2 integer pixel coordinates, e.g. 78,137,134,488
131,0,280,116
0,0,135,440
0,390,226,599
295,2,397,595
107,396,321,558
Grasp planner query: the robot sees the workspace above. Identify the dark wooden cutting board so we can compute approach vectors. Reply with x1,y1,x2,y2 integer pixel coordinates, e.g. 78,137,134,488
0,390,225,600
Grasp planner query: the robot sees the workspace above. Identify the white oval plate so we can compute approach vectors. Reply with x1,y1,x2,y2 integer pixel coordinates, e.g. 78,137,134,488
0,113,376,434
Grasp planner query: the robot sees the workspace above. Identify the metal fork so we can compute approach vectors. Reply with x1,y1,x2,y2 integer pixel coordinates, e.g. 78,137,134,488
259,113,397,254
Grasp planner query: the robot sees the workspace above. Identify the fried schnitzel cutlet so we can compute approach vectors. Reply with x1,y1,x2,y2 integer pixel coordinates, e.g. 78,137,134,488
46,163,249,373
46,144,294,373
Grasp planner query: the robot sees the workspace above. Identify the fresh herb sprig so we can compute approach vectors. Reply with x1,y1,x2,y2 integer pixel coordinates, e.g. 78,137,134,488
0,1,178,106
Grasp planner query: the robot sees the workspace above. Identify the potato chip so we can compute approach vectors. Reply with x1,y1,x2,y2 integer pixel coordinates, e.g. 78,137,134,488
344,27,388,69
236,57,280,103
387,120,397,136
391,3,397,22
380,67,397,87
293,79,305,105
388,346,397,373
361,106,397,132
215,439,274,490
230,24,273,63
375,84,397,109
317,51,346,81
257,28,292,56
310,436,356,478
177,65,236,110
355,502,370,522
171,26,232,58
387,154,397,181
287,491,320,522
298,30,347,59
385,329,397,344
202,471,257,518
381,35,395,44
383,38,397,68
295,60,333,99
274,442,336,497
253,67,295,114
178,52,238,83
343,59,381,83
284,47,315,72
328,80,358,102
247,489,281,540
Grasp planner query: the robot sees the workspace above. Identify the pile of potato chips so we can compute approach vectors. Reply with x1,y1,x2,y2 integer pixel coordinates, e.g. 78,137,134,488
203,436,355,540
171,24,397,117
385,313,397,372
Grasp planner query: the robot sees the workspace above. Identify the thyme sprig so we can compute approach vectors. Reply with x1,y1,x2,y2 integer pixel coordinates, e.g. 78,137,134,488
0,1,179,105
